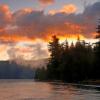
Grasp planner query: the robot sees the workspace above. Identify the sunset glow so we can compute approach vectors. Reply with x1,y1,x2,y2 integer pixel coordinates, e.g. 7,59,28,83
0,0,99,61
49,4,77,15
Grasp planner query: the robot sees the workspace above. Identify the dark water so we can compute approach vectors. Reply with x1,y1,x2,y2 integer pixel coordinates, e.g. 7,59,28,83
0,80,100,100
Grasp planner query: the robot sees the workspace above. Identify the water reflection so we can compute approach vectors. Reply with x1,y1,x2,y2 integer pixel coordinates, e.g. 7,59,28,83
0,80,100,100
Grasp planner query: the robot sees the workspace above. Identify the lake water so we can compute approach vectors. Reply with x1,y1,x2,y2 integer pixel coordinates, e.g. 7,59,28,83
0,80,100,100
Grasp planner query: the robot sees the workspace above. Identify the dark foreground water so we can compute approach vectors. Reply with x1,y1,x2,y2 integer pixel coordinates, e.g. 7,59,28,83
0,80,100,100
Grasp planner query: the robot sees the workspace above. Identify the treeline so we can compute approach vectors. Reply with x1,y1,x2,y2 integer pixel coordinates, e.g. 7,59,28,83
35,24,100,82
0,61,35,79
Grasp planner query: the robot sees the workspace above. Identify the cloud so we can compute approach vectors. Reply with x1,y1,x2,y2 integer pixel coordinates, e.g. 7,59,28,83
49,4,77,15
0,2,100,61
11,2,99,40
12,10,83,40
6,41,49,61
0,2,100,45
38,0,54,5
0,4,12,28
0,44,9,60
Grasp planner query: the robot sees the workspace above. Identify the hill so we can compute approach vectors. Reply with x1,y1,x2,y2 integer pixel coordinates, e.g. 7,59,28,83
0,61,35,79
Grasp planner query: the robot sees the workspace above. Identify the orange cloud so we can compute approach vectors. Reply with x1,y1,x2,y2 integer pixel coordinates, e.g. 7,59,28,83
0,4,12,22
0,2,99,61
0,44,9,60
0,21,93,44
0,45,7,52
0,34,35,43
23,8,33,13
49,4,77,15
0,2,99,44
39,0,54,5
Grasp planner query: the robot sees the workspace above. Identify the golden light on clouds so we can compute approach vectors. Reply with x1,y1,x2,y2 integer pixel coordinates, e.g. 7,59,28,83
49,4,77,15
0,4,12,21
0,45,9,60
39,0,54,5
0,1,100,60
23,8,33,13
0,34,36,43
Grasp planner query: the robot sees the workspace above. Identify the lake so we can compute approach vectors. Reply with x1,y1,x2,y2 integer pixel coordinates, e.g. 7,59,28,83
0,80,100,100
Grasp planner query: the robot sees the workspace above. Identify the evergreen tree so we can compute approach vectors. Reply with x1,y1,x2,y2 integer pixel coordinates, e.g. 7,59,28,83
47,35,61,80
93,21,100,79
46,36,93,82
59,40,71,81
73,38,93,81
35,67,47,80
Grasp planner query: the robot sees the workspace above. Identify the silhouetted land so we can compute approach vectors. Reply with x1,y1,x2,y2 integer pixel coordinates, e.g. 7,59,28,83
0,61,35,79
35,23,100,84
0,23,100,84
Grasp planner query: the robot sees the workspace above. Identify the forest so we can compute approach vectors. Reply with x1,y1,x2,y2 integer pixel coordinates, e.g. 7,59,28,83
35,23,100,83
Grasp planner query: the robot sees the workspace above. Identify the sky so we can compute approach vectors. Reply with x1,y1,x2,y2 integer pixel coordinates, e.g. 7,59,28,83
0,0,100,61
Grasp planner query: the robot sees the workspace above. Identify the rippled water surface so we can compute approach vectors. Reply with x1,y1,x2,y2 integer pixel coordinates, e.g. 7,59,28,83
0,80,100,100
